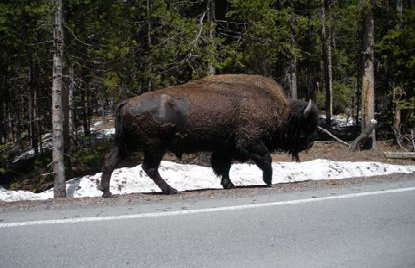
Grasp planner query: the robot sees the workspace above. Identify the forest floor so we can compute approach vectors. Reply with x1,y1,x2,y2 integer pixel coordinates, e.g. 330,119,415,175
271,140,414,165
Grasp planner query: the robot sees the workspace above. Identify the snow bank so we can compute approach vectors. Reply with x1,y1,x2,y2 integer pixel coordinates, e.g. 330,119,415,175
320,114,355,128
1,160,414,202
12,128,116,163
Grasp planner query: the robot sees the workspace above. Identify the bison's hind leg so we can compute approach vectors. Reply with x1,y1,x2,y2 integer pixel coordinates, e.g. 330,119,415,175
100,146,128,198
142,150,178,194
237,141,273,187
211,152,234,189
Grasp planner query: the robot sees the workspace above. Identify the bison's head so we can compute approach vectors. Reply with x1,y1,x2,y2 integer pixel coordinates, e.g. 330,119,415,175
285,100,319,161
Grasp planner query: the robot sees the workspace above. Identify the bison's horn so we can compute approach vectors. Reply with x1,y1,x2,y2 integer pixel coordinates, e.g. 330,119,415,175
303,100,313,117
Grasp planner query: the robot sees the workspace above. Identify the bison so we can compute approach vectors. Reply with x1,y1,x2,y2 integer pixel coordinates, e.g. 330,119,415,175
99,74,319,197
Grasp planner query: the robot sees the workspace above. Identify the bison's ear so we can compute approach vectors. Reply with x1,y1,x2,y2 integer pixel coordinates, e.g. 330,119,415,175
303,100,313,118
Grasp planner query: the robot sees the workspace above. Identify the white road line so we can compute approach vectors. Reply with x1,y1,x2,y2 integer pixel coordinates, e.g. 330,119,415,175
1,187,415,228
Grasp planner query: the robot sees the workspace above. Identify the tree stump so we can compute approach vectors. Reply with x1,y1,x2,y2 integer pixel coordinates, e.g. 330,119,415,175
350,119,377,151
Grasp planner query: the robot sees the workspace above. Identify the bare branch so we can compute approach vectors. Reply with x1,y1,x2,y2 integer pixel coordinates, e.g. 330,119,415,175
65,25,93,47
318,126,350,148
192,11,206,46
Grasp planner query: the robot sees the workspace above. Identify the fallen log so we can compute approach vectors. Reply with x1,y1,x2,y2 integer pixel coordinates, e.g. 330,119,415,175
384,152,415,160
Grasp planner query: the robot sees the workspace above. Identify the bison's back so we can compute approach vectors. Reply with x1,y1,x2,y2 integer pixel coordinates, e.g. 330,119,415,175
201,74,287,105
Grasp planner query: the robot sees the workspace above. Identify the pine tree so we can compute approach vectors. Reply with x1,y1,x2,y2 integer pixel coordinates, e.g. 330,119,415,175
360,0,376,149
52,0,66,197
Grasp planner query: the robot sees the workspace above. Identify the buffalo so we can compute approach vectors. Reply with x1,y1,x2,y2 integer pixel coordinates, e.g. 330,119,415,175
99,74,319,197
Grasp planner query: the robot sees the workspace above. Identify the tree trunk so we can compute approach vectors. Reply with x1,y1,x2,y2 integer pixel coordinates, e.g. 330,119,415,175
82,86,90,138
392,86,402,146
62,63,72,181
28,77,34,152
392,0,403,146
52,0,66,198
207,0,216,75
34,88,41,154
289,57,298,99
15,101,21,143
397,0,403,19
360,0,376,149
62,67,70,154
146,0,153,91
355,69,361,128
29,60,39,155
7,109,14,143
0,101,4,144
287,3,298,100
320,0,333,124
350,119,377,151
68,65,75,146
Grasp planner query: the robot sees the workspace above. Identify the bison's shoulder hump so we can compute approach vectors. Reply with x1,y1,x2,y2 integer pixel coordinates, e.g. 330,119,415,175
201,74,287,102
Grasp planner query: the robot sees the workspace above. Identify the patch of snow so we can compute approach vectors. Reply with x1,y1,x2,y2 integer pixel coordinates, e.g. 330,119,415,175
321,114,354,128
1,160,414,202
12,133,53,163
92,128,115,139
12,128,115,163
334,116,354,127
0,186,52,202
93,121,106,127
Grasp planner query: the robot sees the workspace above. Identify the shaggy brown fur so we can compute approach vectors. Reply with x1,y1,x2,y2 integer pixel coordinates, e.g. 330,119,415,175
99,74,319,197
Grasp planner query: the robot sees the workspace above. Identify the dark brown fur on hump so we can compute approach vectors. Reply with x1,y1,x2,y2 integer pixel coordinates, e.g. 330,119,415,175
157,74,289,133
152,74,284,100
200,74,287,105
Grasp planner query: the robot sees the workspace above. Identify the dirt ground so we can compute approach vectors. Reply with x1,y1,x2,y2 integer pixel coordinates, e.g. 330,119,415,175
271,140,414,165
160,140,414,166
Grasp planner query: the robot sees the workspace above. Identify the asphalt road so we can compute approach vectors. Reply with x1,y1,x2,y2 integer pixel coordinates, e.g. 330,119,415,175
1,176,415,268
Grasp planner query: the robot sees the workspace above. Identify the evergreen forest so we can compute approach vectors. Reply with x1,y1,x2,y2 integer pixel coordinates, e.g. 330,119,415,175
0,0,414,195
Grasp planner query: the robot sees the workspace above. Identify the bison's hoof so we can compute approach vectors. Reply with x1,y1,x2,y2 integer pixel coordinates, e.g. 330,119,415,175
222,182,235,189
164,187,178,195
102,191,114,198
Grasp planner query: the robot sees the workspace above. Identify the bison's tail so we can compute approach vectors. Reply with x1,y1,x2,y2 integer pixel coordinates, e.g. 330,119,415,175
114,101,128,153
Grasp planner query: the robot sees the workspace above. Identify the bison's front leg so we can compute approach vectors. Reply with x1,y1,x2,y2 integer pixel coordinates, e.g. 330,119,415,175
254,153,273,186
142,151,178,194
237,141,273,186
211,151,234,189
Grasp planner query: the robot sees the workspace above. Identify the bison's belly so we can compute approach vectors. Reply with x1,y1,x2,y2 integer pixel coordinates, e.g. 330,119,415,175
168,124,236,154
